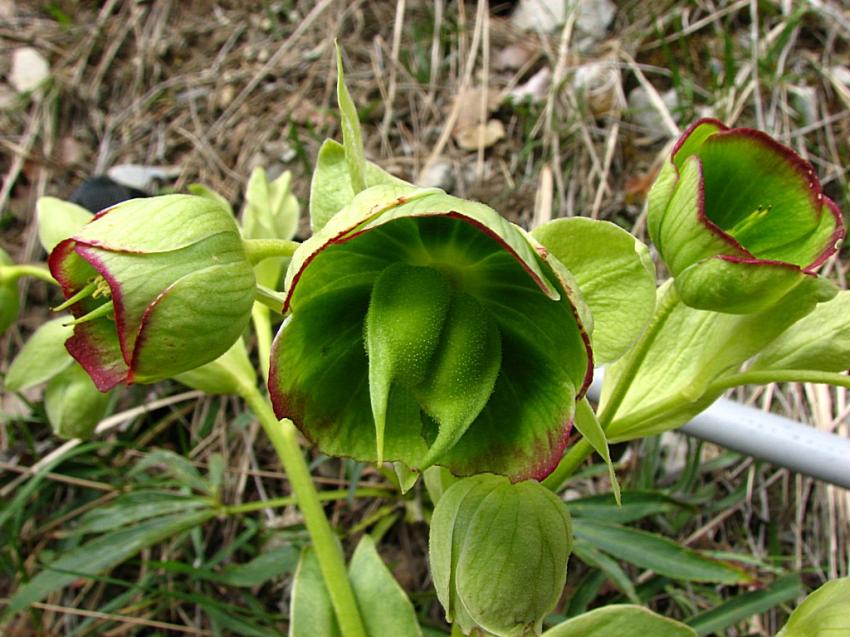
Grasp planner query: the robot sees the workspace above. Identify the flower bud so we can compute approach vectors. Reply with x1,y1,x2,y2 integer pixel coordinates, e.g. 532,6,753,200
648,119,844,314
48,195,256,391
429,474,572,637
269,184,593,480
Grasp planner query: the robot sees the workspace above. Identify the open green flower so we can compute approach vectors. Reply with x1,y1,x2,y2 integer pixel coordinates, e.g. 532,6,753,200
648,118,844,313
49,195,256,391
269,183,593,480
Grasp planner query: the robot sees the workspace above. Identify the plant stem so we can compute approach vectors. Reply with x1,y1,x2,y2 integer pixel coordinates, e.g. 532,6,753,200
1,264,58,285
251,303,273,381
242,238,299,265
221,487,392,516
238,384,367,637
596,281,680,430
254,285,287,315
708,369,850,392
544,282,681,489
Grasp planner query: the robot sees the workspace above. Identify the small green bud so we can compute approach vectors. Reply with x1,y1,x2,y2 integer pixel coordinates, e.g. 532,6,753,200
647,119,844,314
45,363,111,439
48,195,256,391
429,474,572,637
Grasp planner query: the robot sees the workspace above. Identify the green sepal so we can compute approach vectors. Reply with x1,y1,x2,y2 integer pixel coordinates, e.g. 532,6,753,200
5,318,74,391
572,398,620,505
187,183,233,216
675,257,832,314
429,475,572,637
750,291,850,374
541,605,697,637
532,217,656,363
173,337,256,395
36,196,93,253
45,363,111,439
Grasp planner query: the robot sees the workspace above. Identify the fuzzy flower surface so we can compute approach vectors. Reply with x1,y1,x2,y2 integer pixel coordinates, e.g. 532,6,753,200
269,183,593,480
648,118,844,313
49,195,256,391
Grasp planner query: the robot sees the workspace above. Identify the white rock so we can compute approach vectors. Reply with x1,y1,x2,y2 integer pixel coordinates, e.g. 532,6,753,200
508,67,552,103
789,85,818,126
572,61,624,116
417,159,455,191
512,0,616,39
575,0,616,41
9,47,50,94
627,86,679,140
107,164,181,192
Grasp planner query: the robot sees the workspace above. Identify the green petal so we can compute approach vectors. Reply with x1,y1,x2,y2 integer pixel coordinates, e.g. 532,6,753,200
366,263,452,463
675,256,817,314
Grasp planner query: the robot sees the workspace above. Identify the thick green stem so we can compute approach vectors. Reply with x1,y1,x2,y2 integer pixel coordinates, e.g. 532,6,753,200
544,283,681,489
242,238,299,265
239,384,367,637
251,303,273,381
1,264,58,285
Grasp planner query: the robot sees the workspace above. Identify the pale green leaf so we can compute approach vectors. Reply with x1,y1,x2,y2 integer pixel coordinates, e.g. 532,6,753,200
777,576,850,637
572,398,620,505
542,605,697,637
36,196,93,253
187,183,234,216
45,363,111,439
288,547,341,637
335,43,366,195
532,217,656,364
5,317,74,391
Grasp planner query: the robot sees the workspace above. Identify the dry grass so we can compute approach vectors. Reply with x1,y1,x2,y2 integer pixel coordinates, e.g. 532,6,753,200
1,1,849,635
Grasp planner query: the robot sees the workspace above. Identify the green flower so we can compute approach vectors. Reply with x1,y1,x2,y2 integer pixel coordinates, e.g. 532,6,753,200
648,118,844,313
269,183,593,480
49,195,256,391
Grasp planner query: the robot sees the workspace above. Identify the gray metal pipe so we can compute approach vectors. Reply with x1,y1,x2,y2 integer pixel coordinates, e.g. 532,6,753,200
586,374,850,490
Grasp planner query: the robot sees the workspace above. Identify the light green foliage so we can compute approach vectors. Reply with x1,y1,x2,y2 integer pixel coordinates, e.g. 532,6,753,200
532,217,656,364
44,362,111,439
750,290,850,373
602,279,834,441
336,44,367,195
187,183,234,216
647,119,842,314
5,317,73,391
36,196,93,252
289,537,422,637
430,475,572,637
571,398,620,505
777,576,850,637
541,605,697,637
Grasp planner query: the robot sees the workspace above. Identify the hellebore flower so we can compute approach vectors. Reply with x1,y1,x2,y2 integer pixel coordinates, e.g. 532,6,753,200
429,474,572,637
49,195,256,391
269,183,593,480
648,118,845,313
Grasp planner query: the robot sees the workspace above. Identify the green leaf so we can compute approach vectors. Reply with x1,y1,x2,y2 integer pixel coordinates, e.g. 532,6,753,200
71,490,210,535
687,573,802,636
542,605,697,637
217,545,300,587
4,509,214,616
187,183,234,216
129,449,211,495
572,519,750,584
241,167,300,289
532,217,656,364
44,363,111,439
349,535,422,637
567,490,691,525
5,317,74,391
572,398,620,505
777,576,850,637
750,290,850,373
36,196,93,253
336,43,367,195
308,140,409,233
572,539,639,603
603,279,831,442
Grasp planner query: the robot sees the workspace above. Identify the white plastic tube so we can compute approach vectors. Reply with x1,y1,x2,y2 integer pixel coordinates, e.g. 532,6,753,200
587,375,850,490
